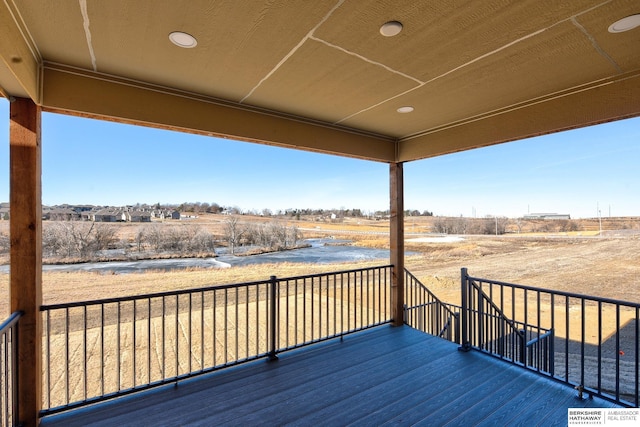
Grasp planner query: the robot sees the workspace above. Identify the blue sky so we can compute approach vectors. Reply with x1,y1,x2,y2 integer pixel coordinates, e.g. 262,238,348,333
1,97,638,218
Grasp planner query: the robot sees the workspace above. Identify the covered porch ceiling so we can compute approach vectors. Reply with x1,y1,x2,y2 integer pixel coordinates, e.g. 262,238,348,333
1,0,639,163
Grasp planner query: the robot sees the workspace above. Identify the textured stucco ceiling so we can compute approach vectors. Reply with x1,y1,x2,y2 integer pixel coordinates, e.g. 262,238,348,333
1,0,639,162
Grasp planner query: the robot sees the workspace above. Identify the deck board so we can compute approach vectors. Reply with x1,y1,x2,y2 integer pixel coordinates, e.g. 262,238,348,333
40,325,622,426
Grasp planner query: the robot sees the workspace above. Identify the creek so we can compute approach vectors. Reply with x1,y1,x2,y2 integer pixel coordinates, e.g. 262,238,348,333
0,239,396,274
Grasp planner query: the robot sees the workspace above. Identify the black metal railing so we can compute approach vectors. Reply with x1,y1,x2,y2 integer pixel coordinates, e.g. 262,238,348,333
461,268,639,407
40,265,392,415
404,269,459,343
0,311,22,427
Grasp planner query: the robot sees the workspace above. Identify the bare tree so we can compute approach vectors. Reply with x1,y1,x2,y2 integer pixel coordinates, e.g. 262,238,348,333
134,227,145,252
0,232,9,254
42,222,117,259
150,225,164,252
224,216,245,254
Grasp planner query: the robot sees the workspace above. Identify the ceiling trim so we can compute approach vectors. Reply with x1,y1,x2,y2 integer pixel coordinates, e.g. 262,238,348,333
41,64,396,163
398,71,640,162
0,84,10,99
0,0,40,100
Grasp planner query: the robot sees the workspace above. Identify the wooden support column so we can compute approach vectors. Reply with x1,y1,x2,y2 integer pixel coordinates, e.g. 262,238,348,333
10,97,42,427
390,162,404,326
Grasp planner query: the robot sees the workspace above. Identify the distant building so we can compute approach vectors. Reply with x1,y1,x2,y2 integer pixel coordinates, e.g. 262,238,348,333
46,208,80,221
523,213,571,220
126,211,152,222
93,208,123,222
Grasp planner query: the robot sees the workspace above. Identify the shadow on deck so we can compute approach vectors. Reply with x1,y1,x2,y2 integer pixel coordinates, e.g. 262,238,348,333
40,325,619,426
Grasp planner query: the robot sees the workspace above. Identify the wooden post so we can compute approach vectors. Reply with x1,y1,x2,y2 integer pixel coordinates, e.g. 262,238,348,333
10,97,42,426
390,162,404,326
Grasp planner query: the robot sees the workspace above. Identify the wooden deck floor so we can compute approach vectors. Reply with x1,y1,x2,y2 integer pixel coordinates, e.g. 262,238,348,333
40,325,620,426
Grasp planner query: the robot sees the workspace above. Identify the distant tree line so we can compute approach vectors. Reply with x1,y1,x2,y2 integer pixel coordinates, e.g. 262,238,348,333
432,217,582,235
146,203,433,219
40,222,217,260
33,218,301,261
432,217,510,235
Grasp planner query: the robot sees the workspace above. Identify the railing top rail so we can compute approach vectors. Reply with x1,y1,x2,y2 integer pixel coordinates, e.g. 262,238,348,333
277,264,393,283
405,268,457,318
466,278,525,340
526,329,553,347
465,273,640,309
41,264,394,311
0,310,23,333
40,278,272,310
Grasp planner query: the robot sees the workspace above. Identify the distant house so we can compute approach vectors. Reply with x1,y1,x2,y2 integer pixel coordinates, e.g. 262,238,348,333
150,209,180,220
523,213,571,220
46,208,81,221
81,211,94,221
93,209,122,222
129,211,151,222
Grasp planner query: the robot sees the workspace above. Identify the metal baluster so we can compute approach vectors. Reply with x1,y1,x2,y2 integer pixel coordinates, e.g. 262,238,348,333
269,276,277,360
83,305,87,400
616,304,620,400
598,301,602,393
565,297,569,383
212,290,216,367
244,286,249,360
47,309,51,409
148,298,152,382
133,300,137,387
117,302,121,392
224,289,228,365
66,307,70,404
581,298,586,392
175,295,179,376
201,291,205,370
161,296,166,380
189,292,193,374
633,307,640,408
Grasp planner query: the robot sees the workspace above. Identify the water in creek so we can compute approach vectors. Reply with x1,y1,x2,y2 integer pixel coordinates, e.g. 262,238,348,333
0,239,395,274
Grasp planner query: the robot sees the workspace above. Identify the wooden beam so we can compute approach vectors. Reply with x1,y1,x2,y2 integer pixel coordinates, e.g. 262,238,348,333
389,162,404,327
41,65,396,163
10,97,42,427
397,72,640,162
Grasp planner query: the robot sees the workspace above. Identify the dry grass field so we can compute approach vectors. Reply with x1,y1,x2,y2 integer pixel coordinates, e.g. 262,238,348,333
1,214,639,325
1,214,639,317
1,214,639,406
40,275,387,408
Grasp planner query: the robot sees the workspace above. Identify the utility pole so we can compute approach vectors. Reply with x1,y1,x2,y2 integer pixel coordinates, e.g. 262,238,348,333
597,202,602,236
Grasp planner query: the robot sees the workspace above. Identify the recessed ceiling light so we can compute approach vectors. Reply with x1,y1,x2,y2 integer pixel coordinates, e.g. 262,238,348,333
380,21,403,37
397,106,414,113
608,14,640,33
169,31,198,48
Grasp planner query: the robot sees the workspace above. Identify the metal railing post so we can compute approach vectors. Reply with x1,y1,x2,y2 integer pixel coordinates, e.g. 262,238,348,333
453,312,461,344
520,329,527,366
548,328,555,376
11,316,20,427
459,268,471,351
268,276,278,361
